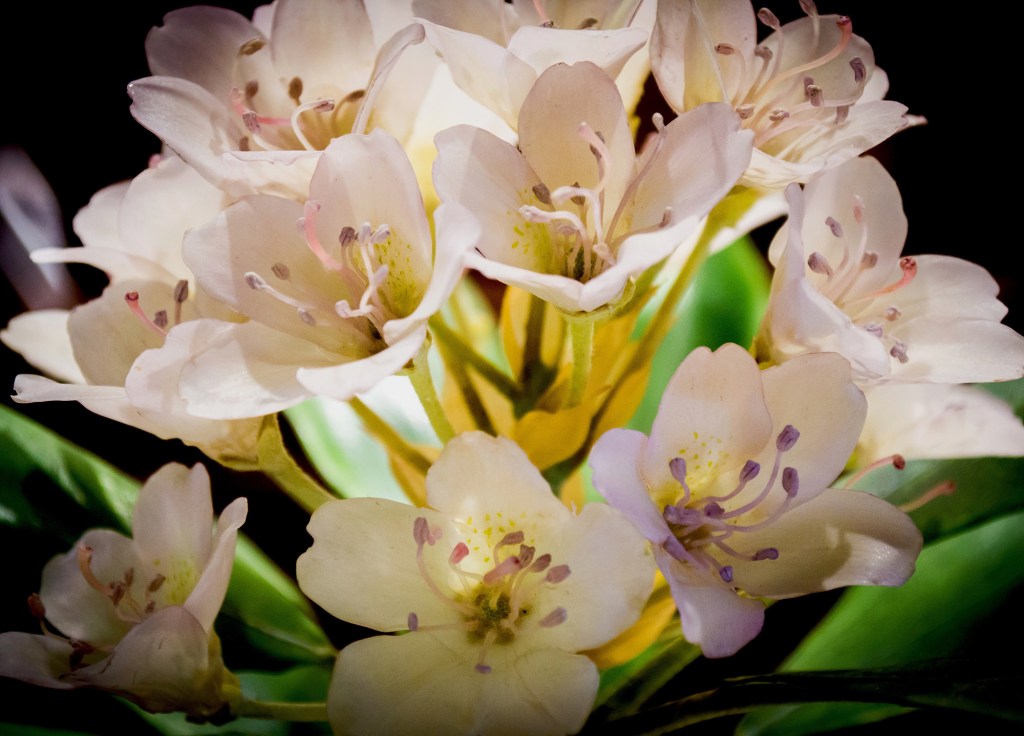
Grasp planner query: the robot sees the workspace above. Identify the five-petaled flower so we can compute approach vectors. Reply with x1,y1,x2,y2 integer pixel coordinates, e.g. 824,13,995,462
590,343,922,657
0,463,247,719
297,431,654,735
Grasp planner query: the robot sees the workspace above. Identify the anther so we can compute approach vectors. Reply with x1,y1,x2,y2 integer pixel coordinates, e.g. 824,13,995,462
753,547,779,561
413,517,442,546
242,111,261,132
776,425,800,452
736,104,755,119
899,480,955,513
799,0,818,16
805,83,823,107
539,607,568,627
476,663,492,674
825,216,844,237
719,565,735,583
703,501,725,518
173,280,189,304
288,77,303,103
298,309,316,326
768,109,790,122
532,183,552,204
577,17,598,29
339,226,357,246
757,8,781,29
124,292,168,337
669,456,687,485
245,80,259,100
863,322,883,337
850,57,866,84
27,593,45,620
890,341,909,364
754,46,773,61
781,467,799,496
715,43,736,55
835,105,850,124
148,574,165,593
271,262,290,280
449,542,469,565
545,565,571,583
740,460,761,483
370,224,391,245
239,38,265,55
408,612,419,631
808,252,834,278
529,553,552,573
153,310,168,329
885,306,902,321
861,251,878,268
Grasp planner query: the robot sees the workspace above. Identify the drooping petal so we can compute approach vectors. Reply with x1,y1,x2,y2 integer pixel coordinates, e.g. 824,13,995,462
1,310,85,384
185,496,248,632
297,499,460,632
0,633,76,690
727,488,922,598
658,549,765,659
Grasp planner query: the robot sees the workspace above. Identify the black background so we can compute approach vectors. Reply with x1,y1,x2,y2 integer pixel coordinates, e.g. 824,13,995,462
0,2,1017,734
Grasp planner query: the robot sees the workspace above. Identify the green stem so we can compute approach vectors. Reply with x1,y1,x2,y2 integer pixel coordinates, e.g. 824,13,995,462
238,698,328,722
257,416,336,513
435,336,497,435
566,315,594,407
429,317,523,399
409,345,456,444
349,397,433,477
522,294,547,380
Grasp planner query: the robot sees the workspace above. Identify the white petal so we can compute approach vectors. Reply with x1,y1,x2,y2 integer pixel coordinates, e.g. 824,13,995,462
589,429,671,543
888,318,1024,384
297,499,459,631
0,632,75,689
507,25,647,80
185,496,247,632
71,181,128,252
1,310,85,384
426,432,566,520
728,488,922,598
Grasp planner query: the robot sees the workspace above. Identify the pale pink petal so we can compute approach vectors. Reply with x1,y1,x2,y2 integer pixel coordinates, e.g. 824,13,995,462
0,633,75,689
659,549,765,659
887,318,1024,384
727,488,921,598
589,429,672,543
39,529,137,648
877,255,1007,322
297,499,460,631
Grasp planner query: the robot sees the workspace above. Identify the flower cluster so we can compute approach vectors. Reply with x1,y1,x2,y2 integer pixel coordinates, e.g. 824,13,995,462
1,1,1022,735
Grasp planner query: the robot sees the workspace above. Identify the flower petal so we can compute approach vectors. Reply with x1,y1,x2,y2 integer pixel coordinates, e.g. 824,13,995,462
1,310,85,384
185,496,247,632
589,428,671,543
0,633,75,690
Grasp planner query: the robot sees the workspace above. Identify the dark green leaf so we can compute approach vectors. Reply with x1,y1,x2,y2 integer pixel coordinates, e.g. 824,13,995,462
977,377,1024,416
737,510,1024,735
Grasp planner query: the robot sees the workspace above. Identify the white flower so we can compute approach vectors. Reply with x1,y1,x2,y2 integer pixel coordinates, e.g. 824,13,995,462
650,0,915,189
415,0,649,128
155,129,476,418
433,61,752,313
590,344,922,657
755,156,1024,384
857,383,1024,466
0,463,247,719
297,432,654,735
129,0,430,198
2,157,262,466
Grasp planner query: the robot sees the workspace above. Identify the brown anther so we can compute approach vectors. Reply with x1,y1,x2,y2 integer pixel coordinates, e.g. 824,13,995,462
244,80,259,100
768,109,790,122
339,226,357,246
239,136,251,152
577,17,598,29
715,43,736,55
540,20,554,28
893,454,907,470
272,262,290,280
571,182,585,206
532,183,552,204
754,46,773,61
288,76,304,103
174,279,189,304
148,574,166,593
109,580,126,606
757,8,781,28
123,567,134,588
736,104,755,119
145,600,157,614
153,310,168,329
239,38,265,56
27,593,46,620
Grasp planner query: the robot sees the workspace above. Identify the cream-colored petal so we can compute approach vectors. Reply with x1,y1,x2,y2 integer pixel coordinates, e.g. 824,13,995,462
185,496,247,632
1,310,85,384
0,633,76,690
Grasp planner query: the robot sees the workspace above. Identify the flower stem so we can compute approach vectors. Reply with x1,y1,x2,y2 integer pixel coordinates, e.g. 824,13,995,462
566,315,594,407
409,344,456,444
429,317,523,399
257,416,336,513
349,397,433,478
238,698,328,722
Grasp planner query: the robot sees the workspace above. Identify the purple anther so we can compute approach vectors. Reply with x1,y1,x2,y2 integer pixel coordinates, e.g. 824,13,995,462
173,280,189,303
664,537,690,563
408,612,419,631
245,272,267,290
483,556,522,585
413,517,430,545
530,553,552,573
475,664,492,674
242,111,260,132
863,322,884,338
825,216,844,238
498,531,525,547
753,547,779,561
663,504,687,526
539,607,568,628
890,343,909,364
669,457,688,485
546,564,571,584
740,460,761,483
861,251,879,268
782,467,799,496
339,226,357,246
449,542,469,565
719,565,735,583
850,57,866,83
517,545,536,568
298,309,316,326
776,425,800,452
835,105,850,124
703,502,725,518
757,8,780,28
808,252,834,277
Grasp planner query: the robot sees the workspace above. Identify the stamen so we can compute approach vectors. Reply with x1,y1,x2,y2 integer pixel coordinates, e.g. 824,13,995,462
449,542,469,565
153,311,168,330
753,547,779,560
539,607,567,627
899,480,956,513
850,57,867,83
545,564,571,583
885,306,902,321
669,456,692,504
483,555,522,585
529,554,552,573
768,109,790,122
757,8,781,30
781,466,799,496
577,17,598,29
288,77,303,104
799,0,818,16
861,251,878,268
531,183,552,205
715,43,736,55
239,38,265,56
173,279,188,323
808,251,834,278
719,565,734,583
290,98,336,151
271,262,290,280
776,425,800,451
826,216,844,237
863,321,883,337
843,453,905,489
736,104,755,119
148,574,165,593
27,593,46,621
835,105,850,124
124,292,168,337
408,612,418,631
890,339,909,364
76,545,108,595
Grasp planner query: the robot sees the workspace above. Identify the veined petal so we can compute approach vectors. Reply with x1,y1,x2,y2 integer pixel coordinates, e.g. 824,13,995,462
297,499,460,631
727,488,921,598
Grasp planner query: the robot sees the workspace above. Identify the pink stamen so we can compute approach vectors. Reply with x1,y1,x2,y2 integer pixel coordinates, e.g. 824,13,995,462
899,480,956,513
124,292,167,337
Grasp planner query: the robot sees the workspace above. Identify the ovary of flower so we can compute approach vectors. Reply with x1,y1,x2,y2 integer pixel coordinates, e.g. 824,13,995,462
755,156,1024,385
297,432,654,736
590,344,922,658
650,0,914,189
0,464,247,718
433,60,753,314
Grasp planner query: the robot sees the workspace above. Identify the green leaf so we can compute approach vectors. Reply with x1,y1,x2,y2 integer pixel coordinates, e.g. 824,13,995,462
600,660,1022,735
977,377,1024,416
0,405,332,665
0,725,107,736
737,510,1024,735
630,237,769,433
846,456,1024,543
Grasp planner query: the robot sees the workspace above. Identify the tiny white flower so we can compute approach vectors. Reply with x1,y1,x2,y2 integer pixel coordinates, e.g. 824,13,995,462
297,432,654,735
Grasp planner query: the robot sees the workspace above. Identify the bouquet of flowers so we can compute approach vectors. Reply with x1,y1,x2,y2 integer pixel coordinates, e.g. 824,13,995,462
1,1,1022,734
